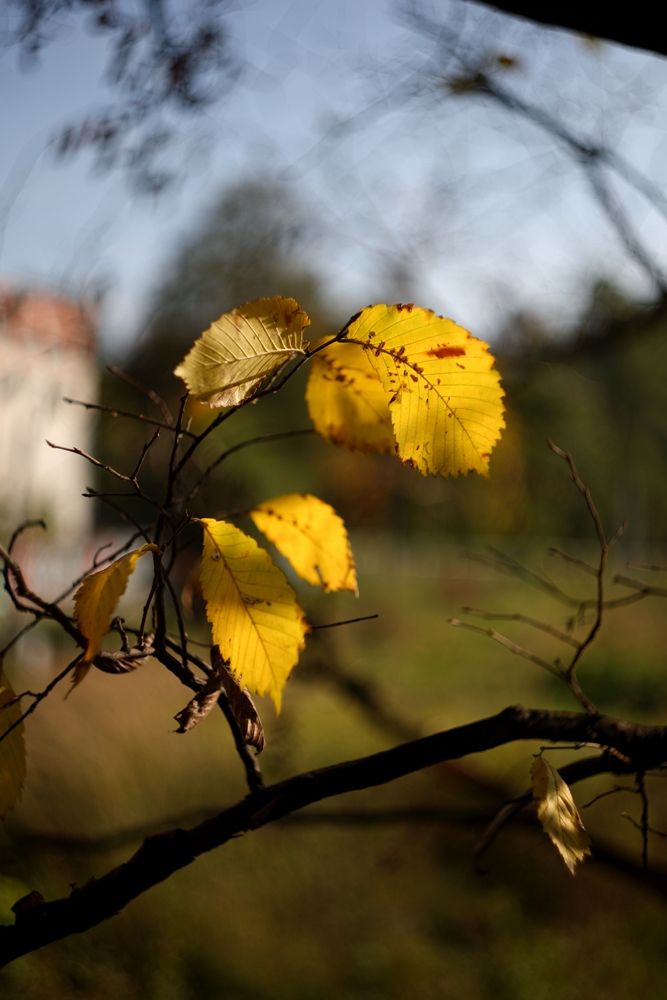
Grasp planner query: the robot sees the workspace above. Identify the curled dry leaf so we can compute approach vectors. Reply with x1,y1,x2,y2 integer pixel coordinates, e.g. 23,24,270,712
212,646,265,753
0,671,26,819
531,755,591,874
174,662,226,734
250,493,357,594
305,340,395,454
345,304,505,478
174,296,310,407
72,543,157,688
198,519,309,712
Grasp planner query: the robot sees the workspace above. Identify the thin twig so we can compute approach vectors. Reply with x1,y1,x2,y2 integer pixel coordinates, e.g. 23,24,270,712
582,785,637,809
623,813,667,839
448,619,563,678
0,655,82,745
311,614,379,630
106,364,174,426
461,608,581,648
47,441,133,484
8,519,46,554
63,398,195,437
548,441,628,712
467,548,584,608
180,429,315,503
547,548,598,577
131,427,161,483
614,574,667,598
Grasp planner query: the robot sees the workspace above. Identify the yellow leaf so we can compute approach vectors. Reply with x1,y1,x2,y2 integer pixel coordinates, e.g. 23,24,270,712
531,756,591,873
199,519,309,711
73,543,158,670
249,493,357,594
0,672,26,819
305,340,395,453
174,296,310,407
346,304,505,478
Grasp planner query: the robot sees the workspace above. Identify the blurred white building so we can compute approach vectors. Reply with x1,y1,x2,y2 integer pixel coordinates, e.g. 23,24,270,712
0,289,98,543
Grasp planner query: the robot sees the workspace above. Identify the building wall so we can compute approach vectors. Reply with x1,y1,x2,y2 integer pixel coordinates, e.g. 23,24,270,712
0,291,98,542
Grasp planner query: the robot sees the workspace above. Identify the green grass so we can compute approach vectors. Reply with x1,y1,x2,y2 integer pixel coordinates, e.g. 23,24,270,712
3,535,667,998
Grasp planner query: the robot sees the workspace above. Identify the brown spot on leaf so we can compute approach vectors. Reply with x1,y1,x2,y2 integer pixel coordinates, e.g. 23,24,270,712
396,303,414,312
427,345,466,359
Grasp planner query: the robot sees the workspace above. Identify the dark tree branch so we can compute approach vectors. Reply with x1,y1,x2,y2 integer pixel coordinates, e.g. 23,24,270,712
472,2,667,60
2,703,667,966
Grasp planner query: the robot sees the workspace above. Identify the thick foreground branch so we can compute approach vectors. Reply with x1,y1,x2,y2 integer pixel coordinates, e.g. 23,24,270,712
2,704,666,966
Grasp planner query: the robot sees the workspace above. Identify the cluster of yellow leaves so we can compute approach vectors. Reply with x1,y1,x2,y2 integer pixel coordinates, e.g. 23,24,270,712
0,671,26,819
169,295,505,709
199,494,356,710
531,756,591,873
174,296,505,480
199,518,308,713
72,543,157,687
308,303,505,479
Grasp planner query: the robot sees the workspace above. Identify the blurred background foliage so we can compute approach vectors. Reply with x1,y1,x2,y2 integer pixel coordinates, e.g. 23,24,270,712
94,175,667,545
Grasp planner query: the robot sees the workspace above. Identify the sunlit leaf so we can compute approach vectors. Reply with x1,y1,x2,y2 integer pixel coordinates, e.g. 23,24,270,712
345,304,505,478
174,296,310,407
0,672,26,820
250,493,357,594
305,340,395,453
199,519,308,712
531,756,591,874
73,543,158,685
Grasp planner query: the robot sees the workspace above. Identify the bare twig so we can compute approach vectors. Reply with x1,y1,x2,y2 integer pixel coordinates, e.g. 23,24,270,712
548,548,598,578
106,365,174,427
63,398,195,437
130,428,161,483
614,575,667,598
180,429,315,503
546,442,628,713
47,442,134,485
461,608,581,648
0,655,82,746
582,785,637,809
311,614,379,630
8,520,46,554
448,619,563,679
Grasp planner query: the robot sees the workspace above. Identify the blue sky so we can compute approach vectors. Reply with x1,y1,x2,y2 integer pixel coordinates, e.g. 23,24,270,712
2,0,667,355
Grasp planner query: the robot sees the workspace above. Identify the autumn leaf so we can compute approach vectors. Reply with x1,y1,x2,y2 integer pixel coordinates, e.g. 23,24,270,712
73,543,158,685
345,304,505,478
305,340,395,454
249,493,357,594
212,646,265,753
174,296,310,407
0,672,26,819
198,519,308,712
174,659,226,734
531,756,591,873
